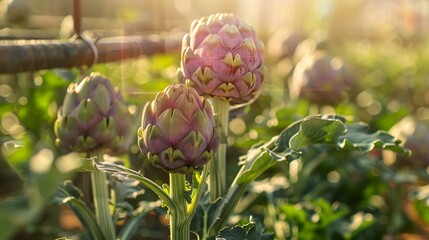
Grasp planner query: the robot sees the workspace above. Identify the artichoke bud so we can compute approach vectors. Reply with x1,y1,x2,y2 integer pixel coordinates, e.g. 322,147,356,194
54,72,132,155
290,51,358,106
138,83,220,174
178,13,266,105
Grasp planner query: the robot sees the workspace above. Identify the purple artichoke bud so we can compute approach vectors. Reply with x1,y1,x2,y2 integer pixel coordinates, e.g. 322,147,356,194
54,72,132,155
290,51,357,106
178,13,266,105
138,84,220,174
383,116,429,167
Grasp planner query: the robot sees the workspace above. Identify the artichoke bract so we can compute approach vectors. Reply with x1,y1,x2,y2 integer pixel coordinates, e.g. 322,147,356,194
138,84,220,174
290,51,357,106
54,72,131,155
178,13,266,105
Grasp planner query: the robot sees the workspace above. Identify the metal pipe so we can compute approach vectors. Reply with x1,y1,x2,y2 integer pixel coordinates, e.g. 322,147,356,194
0,34,182,74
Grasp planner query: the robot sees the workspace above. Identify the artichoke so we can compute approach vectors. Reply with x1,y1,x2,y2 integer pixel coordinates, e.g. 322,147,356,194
290,51,357,106
138,84,220,174
178,13,266,105
54,72,131,155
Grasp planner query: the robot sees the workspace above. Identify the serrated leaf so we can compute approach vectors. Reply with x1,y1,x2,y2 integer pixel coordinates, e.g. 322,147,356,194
247,220,275,240
217,219,274,240
217,225,248,239
337,123,411,155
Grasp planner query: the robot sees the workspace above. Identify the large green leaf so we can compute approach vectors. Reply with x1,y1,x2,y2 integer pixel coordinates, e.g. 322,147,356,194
236,148,290,185
214,115,409,237
236,116,347,186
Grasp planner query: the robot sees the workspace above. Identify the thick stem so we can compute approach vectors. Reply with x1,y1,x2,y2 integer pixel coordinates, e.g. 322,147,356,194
169,173,190,240
91,150,115,240
209,98,229,201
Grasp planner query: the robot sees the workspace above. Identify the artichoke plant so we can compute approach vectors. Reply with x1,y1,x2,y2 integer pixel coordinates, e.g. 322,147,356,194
54,72,131,155
290,51,357,106
138,83,220,174
178,13,266,105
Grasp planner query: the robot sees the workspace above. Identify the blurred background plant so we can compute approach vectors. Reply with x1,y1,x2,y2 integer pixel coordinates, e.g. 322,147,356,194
1,0,429,239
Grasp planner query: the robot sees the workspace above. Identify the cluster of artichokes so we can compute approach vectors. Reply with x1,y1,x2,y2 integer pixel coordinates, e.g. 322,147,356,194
56,13,264,173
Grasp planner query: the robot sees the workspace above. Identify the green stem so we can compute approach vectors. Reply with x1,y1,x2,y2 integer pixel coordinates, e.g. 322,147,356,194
209,98,229,201
91,150,115,240
169,173,190,240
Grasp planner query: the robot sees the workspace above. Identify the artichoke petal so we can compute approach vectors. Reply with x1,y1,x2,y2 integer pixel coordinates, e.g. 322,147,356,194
156,109,191,146
92,84,112,115
217,24,243,50
176,131,208,163
142,125,169,154
157,148,188,173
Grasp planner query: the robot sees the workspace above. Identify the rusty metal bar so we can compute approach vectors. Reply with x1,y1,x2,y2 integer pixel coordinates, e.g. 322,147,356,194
0,34,182,74
72,0,82,36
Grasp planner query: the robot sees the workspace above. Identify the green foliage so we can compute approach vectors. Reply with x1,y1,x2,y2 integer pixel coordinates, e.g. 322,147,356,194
279,199,350,239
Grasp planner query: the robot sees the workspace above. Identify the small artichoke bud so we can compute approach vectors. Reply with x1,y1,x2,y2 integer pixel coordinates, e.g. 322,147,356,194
178,13,266,105
138,84,220,174
54,72,132,155
290,51,358,106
